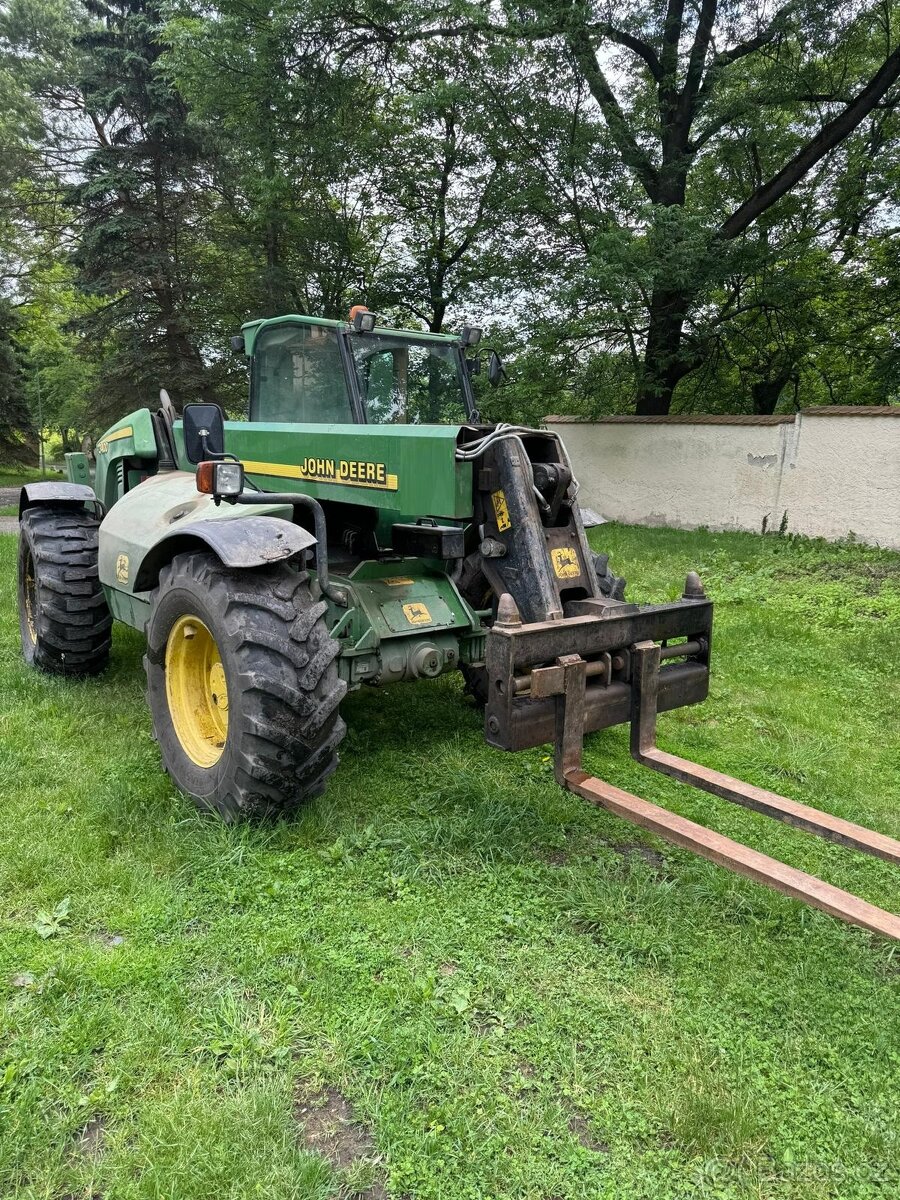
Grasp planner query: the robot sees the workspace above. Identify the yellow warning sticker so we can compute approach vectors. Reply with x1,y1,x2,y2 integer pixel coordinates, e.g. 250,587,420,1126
491,490,511,532
385,577,416,586
402,602,432,625
551,547,581,579
115,553,129,584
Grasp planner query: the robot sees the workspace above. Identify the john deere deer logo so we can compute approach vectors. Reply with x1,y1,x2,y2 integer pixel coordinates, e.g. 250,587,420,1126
402,602,432,625
550,547,580,579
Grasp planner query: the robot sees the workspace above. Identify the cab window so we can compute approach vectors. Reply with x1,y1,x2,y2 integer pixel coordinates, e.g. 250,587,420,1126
350,334,468,424
252,324,353,423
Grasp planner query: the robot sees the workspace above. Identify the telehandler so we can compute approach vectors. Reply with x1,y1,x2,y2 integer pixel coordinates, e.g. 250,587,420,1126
16,309,900,939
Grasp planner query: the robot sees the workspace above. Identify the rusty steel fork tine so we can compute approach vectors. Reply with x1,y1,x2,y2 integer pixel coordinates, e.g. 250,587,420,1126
550,640,900,938
566,770,900,941
629,641,900,867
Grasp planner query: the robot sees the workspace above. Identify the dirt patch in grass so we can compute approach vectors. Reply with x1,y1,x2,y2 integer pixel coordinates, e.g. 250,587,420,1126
73,1114,107,1160
92,931,124,948
567,1110,609,1154
294,1082,385,1197
615,841,666,873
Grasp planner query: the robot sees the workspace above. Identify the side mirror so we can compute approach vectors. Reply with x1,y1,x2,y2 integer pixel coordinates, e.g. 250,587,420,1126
182,403,225,464
487,350,506,388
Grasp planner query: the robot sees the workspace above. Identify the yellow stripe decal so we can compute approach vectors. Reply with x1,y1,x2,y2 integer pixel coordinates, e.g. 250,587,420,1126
242,459,399,492
96,425,133,454
105,425,133,443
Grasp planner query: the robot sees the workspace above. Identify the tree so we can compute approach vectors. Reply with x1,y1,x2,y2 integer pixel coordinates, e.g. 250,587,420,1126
165,0,379,323
364,41,516,332
0,300,35,462
70,0,222,421
372,1,900,412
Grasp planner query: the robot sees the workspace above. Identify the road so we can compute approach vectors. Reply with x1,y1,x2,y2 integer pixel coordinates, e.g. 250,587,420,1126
0,487,18,534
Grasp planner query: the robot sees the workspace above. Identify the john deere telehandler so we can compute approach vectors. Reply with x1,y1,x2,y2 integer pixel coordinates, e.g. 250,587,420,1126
16,309,900,939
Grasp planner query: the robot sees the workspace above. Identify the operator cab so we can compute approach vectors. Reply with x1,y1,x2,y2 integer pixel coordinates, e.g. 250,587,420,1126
243,310,483,426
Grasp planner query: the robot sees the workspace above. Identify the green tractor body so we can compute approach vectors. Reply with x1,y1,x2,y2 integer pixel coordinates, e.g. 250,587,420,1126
19,310,711,820
18,308,900,941
65,314,498,693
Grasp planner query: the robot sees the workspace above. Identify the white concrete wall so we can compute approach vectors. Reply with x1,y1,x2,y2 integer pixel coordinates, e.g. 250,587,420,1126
545,409,900,550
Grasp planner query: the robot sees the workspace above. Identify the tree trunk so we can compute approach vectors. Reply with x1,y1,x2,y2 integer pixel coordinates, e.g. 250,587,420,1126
635,287,692,414
751,368,793,415
428,302,446,334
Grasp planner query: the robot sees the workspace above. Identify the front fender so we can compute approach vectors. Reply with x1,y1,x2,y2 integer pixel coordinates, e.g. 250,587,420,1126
131,516,317,592
20,481,98,517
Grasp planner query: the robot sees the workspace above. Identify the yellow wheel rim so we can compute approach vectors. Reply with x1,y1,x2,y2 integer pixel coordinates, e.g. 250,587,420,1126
165,614,229,767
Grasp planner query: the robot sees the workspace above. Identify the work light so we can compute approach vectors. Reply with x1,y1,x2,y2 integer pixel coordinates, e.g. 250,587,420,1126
196,460,245,498
460,325,482,346
350,305,377,332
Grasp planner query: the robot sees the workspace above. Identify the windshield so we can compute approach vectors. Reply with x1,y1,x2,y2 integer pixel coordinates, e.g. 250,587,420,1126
350,333,469,424
252,323,353,423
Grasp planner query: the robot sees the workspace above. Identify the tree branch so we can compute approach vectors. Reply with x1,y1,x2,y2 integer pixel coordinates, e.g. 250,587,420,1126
720,44,900,240
682,0,717,106
658,0,686,127
597,25,662,81
567,24,660,200
697,2,796,108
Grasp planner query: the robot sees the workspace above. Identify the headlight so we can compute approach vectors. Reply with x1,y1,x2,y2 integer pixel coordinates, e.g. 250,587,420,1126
196,460,245,497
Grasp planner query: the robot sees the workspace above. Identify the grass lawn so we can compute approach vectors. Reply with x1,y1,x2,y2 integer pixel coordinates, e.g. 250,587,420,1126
1,524,899,1199
0,466,61,489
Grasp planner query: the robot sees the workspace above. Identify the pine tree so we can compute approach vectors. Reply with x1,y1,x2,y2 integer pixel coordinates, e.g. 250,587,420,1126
0,299,35,463
71,0,218,421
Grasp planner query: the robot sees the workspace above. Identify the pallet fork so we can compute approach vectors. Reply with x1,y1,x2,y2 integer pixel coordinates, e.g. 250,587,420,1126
486,586,900,941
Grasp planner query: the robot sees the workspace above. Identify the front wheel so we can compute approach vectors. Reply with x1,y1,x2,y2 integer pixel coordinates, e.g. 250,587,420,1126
144,552,346,820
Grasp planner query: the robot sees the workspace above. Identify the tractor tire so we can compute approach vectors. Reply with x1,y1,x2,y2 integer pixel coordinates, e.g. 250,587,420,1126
17,505,112,676
458,549,628,709
457,552,493,709
592,551,627,601
144,552,347,820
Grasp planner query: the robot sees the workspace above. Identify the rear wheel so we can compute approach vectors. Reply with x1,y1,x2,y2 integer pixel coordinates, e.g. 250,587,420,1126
144,552,347,820
17,505,112,675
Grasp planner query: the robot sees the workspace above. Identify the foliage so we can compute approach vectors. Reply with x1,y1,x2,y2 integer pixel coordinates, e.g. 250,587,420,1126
67,0,226,422
15,257,103,447
0,300,35,462
1,0,900,432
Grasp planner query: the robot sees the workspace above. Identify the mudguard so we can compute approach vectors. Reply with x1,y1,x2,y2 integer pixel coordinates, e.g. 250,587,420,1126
19,481,98,517
131,515,317,592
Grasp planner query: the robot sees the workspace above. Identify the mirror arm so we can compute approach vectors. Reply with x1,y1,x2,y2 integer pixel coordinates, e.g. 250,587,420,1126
198,431,239,463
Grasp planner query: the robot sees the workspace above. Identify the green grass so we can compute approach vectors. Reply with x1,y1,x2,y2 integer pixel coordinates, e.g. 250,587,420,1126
0,465,61,489
0,506,17,517
1,524,899,1199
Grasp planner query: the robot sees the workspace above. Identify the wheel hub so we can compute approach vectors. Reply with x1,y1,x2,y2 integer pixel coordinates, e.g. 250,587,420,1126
165,615,229,767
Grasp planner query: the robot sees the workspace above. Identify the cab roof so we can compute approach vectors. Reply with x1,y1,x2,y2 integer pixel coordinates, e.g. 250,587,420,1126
239,314,462,357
